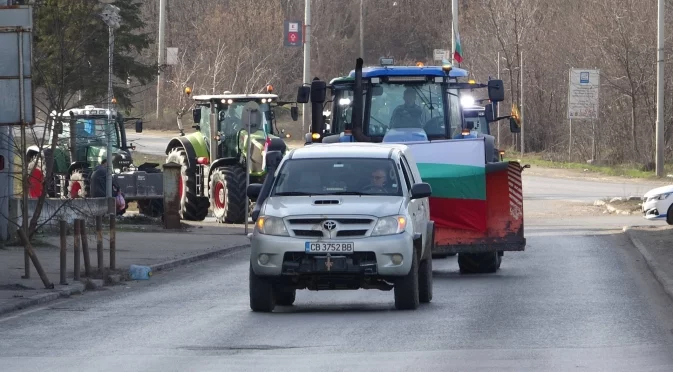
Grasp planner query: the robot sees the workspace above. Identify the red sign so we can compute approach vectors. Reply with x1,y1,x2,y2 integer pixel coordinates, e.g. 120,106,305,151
288,32,298,43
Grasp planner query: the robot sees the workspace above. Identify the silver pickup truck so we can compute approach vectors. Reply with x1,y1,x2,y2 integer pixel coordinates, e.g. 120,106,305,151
246,143,435,312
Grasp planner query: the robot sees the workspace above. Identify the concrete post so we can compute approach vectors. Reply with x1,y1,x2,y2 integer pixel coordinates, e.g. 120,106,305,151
162,162,181,229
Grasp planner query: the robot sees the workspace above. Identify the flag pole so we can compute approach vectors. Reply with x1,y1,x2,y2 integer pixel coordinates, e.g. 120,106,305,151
451,0,458,65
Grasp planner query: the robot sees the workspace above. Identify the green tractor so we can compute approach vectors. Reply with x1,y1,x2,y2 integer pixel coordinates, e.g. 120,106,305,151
164,88,298,223
26,105,164,216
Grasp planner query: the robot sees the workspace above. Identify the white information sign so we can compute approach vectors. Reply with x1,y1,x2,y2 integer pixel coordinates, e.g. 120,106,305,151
433,49,450,61
166,47,179,65
568,69,600,119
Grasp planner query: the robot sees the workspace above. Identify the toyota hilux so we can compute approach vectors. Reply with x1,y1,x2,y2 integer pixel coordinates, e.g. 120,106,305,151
246,142,435,312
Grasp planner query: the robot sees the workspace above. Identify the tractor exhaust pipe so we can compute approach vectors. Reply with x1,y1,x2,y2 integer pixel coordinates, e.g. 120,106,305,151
351,58,371,142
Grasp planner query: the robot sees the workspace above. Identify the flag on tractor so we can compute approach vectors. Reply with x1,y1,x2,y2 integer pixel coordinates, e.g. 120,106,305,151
453,24,463,63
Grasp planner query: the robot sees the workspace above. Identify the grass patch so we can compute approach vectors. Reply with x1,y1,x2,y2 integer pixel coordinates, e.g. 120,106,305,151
504,152,673,179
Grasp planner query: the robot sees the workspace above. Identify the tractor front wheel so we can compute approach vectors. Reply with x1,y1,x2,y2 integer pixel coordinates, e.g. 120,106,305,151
166,147,209,221
210,165,247,224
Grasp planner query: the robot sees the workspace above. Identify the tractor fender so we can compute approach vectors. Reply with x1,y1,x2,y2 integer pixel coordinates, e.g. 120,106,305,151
477,133,498,163
267,137,287,153
165,137,198,171
67,161,90,175
209,157,239,175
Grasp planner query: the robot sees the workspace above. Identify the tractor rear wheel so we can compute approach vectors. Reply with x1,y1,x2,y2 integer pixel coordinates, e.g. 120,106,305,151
166,148,209,221
210,165,247,224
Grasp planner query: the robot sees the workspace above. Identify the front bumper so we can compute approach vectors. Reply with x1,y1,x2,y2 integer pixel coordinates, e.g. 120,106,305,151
250,232,414,277
642,199,667,220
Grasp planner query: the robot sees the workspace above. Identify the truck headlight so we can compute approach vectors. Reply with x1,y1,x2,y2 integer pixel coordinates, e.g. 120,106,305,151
255,216,289,236
371,215,407,236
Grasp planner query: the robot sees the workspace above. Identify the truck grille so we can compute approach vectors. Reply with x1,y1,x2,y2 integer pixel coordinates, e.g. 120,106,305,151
286,216,375,239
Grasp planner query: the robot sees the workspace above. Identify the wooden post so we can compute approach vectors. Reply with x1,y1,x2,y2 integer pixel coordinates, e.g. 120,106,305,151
17,228,54,289
59,220,67,285
80,219,91,277
109,214,116,270
96,215,103,270
74,220,81,281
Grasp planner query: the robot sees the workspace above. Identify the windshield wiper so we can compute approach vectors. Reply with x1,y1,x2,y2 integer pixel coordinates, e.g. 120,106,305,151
273,191,315,196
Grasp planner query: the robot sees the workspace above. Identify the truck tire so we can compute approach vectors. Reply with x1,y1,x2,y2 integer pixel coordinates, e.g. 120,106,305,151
137,199,164,217
166,148,209,221
275,287,296,306
210,165,246,224
249,265,275,312
458,252,501,274
68,168,90,198
394,250,420,310
418,256,433,303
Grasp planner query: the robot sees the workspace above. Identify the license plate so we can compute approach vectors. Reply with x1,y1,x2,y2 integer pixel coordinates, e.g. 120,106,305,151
305,242,354,254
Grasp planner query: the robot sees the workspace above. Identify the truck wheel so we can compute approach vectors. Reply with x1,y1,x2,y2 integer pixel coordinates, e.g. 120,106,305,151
394,250,420,310
137,199,164,217
210,165,246,224
418,256,433,303
68,169,90,198
275,287,296,306
249,265,275,312
458,252,501,274
166,148,209,221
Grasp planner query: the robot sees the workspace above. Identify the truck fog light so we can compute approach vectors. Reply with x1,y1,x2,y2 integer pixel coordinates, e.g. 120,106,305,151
259,254,270,265
391,254,403,265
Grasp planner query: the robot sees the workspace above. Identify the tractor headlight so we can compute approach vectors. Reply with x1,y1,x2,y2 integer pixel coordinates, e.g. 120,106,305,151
371,215,407,236
114,168,121,174
255,216,289,236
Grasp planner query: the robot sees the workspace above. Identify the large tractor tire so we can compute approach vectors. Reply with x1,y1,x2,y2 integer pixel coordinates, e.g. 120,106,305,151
457,252,501,274
166,147,209,221
210,165,247,224
26,155,56,198
68,168,91,198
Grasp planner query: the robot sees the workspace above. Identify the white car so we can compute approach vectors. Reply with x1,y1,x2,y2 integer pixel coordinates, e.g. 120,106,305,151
642,185,673,224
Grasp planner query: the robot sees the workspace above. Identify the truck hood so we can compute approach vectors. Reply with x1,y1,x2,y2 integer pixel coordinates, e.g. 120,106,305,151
262,195,404,218
643,184,673,198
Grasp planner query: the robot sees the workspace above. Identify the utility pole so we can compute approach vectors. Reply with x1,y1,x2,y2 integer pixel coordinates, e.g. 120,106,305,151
302,0,311,135
359,0,364,60
656,0,665,177
520,50,525,156
451,0,458,65
101,4,121,209
156,0,166,123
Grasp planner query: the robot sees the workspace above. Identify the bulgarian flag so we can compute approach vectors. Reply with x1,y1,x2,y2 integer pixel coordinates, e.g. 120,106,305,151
261,123,272,171
453,23,463,63
406,139,486,232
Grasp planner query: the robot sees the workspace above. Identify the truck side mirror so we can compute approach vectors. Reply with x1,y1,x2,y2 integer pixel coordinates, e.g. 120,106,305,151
247,183,262,199
135,119,143,133
297,86,311,103
291,106,299,121
509,117,521,133
310,79,327,103
485,103,497,122
487,80,505,102
410,182,432,199
192,108,201,123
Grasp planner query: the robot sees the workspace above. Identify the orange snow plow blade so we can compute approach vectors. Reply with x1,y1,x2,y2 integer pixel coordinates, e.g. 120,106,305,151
433,161,526,254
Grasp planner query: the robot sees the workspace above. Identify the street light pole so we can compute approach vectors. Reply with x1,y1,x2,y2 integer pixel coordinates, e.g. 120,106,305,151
302,0,311,135
156,0,166,123
101,4,121,210
520,50,525,156
656,0,665,177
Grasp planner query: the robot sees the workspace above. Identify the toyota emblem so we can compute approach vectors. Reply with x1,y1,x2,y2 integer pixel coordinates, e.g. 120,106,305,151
322,220,337,231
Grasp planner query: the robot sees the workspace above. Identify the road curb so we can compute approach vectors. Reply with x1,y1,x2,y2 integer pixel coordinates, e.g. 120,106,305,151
148,244,250,274
623,226,673,301
0,243,250,317
0,282,86,317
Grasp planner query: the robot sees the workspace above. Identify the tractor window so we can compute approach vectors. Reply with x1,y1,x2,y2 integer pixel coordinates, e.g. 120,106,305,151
72,118,118,147
330,89,364,135
218,102,245,135
367,82,444,138
200,106,211,140
448,89,462,139
463,110,489,135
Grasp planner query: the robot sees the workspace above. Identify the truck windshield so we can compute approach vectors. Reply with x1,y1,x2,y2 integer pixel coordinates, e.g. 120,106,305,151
271,158,403,196
64,118,119,147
